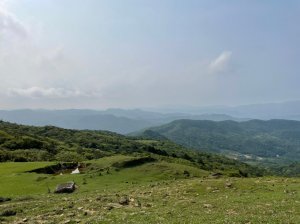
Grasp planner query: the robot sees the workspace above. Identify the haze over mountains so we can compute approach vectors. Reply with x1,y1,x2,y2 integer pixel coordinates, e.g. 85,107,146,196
0,101,300,134
0,109,245,134
153,100,300,120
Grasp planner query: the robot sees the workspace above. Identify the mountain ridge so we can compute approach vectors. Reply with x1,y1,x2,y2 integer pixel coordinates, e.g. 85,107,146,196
0,109,248,134
135,119,300,165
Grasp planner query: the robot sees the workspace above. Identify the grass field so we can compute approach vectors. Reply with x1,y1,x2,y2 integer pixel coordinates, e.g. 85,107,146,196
0,156,299,223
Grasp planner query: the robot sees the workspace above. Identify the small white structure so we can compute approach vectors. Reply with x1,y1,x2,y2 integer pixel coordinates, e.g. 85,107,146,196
71,168,80,174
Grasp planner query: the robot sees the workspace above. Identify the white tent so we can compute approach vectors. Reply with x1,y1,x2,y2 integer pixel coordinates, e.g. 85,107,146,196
71,168,80,174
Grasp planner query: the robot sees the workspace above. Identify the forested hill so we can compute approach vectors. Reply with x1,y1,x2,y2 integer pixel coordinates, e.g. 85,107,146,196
137,119,300,164
0,121,265,177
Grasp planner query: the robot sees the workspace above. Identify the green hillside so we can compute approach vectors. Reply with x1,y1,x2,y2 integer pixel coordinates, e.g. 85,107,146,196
0,121,299,223
0,121,264,177
0,160,299,223
137,119,300,166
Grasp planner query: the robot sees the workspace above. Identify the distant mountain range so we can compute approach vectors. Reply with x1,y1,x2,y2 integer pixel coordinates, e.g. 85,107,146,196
136,119,300,165
0,100,299,134
0,109,246,134
153,100,300,120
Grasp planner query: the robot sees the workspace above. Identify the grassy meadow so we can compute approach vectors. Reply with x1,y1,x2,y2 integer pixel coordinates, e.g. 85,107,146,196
0,156,299,223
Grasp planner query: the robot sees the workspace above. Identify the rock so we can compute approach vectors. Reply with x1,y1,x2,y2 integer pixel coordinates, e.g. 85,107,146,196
134,201,142,207
203,204,214,208
67,212,76,217
210,173,222,178
226,209,238,215
163,193,170,198
0,197,11,203
0,209,17,217
145,203,152,208
225,182,233,188
54,182,76,194
55,209,64,215
119,196,129,205
183,170,190,177
67,203,74,209
22,218,28,222
105,203,123,210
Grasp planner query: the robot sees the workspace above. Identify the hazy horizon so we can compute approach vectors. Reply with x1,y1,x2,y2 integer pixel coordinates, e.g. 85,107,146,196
1,0,299,109
0,99,298,111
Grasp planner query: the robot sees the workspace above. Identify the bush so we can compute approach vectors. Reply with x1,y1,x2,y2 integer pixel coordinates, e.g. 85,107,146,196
55,151,85,162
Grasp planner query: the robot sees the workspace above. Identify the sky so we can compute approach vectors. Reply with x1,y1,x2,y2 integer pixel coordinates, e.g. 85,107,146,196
0,0,299,109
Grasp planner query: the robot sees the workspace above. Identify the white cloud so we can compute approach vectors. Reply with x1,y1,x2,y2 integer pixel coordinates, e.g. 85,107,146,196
7,87,90,98
0,4,90,100
208,51,232,74
0,5,28,38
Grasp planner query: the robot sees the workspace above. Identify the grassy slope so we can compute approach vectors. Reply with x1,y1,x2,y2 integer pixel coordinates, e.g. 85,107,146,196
0,158,299,223
0,155,208,197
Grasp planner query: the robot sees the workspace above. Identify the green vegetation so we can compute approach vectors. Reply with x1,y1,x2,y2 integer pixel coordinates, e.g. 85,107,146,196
0,121,265,177
137,119,300,168
0,159,299,223
0,121,299,223
272,162,300,177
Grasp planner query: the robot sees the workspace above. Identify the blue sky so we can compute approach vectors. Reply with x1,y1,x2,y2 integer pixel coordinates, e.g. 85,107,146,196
0,0,299,109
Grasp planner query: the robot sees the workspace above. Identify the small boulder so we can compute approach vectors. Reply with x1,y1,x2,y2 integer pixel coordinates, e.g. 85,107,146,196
210,172,222,178
225,182,233,188
203,204,214,209
119,196,129,205
54,182,76,194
